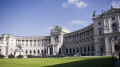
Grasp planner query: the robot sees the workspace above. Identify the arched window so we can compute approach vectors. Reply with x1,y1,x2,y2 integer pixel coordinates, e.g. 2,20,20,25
84,46,86,52
70,48,72,53
34,50,36,54
115,44,120,50
66,48,68,53
41,50,43,54
92,45,94,51
38,49,40,54
112,23,117,32
26,50,28,54
88,45,90,52
73,48,75,53
77,47,79,52
30,50,32,54
45,50,46,54
80,47,82,52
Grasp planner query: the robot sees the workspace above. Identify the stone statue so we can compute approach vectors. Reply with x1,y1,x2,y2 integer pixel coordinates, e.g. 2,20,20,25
93,11,96,17
51,26,62,33
15,43,23,52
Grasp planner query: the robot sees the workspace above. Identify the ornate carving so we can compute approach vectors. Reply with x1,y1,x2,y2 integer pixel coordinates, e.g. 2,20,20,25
51,26,62,33
15,43,23,52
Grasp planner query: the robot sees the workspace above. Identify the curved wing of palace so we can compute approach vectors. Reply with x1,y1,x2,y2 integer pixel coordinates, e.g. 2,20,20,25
0,6,120,56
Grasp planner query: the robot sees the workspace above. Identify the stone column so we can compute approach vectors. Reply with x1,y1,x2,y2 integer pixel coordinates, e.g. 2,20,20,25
2,46,6,56
75,47,77,53
59,35,61,43
82,46,84,55
48,47,50,55
94,38,101,56
90,45,92,56
53,45,55,55
36,40,38,46
86,46,88,56
104,36,110,55
82,33,84,42
111,39,115,55
71,48,73,54
117,15,120,32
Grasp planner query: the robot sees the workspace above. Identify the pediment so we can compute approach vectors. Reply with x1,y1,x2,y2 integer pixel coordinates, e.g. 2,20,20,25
102,8,120,15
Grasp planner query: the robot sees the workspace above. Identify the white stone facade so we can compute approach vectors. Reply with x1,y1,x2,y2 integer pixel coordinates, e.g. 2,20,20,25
0,7,120,56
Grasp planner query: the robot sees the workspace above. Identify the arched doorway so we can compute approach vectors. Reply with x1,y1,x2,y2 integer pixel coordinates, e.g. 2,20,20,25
69,48,72,54
73,48,75,54
115,44,120,51
26,50,28,54
66,48,68,53
50,47,53,55
59,48,61,54
77,47,79,53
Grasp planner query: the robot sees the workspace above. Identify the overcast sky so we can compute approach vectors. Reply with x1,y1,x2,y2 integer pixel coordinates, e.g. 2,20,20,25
0,0,120,36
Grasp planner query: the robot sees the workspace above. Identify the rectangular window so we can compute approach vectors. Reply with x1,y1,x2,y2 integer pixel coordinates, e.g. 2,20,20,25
30,40,32,46
98,22,101,25
112,17,115,20
26,40,28,46
99,31,102,35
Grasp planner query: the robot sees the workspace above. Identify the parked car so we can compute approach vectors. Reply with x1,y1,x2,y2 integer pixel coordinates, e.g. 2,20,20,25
4,56,8,58
23,56,28,58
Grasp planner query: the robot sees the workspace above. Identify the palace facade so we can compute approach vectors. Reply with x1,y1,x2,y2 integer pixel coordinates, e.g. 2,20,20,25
0,6,120,56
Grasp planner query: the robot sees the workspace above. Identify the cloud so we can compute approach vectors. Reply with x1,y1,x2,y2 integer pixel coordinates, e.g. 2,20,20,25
70,20,88,26
62,0,87,8
62,2,69,8
111,1,120,8
75,1,87,8
68,0,78,4
47,27,54,30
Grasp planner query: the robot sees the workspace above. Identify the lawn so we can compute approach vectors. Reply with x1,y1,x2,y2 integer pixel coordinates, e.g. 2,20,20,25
0,56,116,67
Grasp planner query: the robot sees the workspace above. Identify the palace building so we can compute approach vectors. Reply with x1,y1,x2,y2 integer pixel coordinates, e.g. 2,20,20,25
0,6,120,56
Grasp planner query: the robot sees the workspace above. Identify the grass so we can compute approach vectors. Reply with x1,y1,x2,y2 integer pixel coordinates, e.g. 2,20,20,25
0,56,116,67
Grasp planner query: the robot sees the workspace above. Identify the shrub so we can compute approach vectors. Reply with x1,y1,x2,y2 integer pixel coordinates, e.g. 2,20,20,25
18,55,23,58
27,55,33,58
0,54,4,58
8,54,15,58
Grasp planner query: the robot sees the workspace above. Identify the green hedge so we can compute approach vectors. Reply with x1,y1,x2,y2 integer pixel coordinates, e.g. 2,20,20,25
0,55,4,58
27,55,33,58
8,54,15,58
18,55,23,58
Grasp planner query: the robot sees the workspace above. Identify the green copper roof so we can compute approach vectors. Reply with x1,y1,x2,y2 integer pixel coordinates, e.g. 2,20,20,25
2,34,14,37
51,26,62,33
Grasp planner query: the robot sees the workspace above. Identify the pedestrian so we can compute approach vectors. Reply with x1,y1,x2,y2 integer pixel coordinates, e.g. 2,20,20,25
119,52,120,60
112,53,114,61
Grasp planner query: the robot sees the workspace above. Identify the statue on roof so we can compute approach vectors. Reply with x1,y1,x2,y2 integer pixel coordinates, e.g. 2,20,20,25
51,26,62,33
111,5,113,9
93,11,96,17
